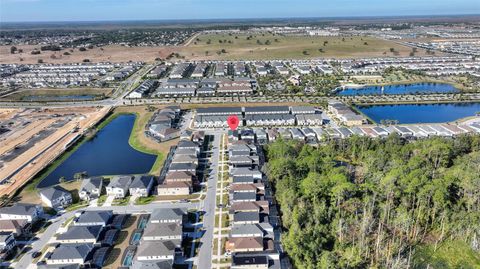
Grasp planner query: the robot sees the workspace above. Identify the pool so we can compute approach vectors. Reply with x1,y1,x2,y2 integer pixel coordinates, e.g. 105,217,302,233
130,230,142,245
122,248,136,267
137,215,149,229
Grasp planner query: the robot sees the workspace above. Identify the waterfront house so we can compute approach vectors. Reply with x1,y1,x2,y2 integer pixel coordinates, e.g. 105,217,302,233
39,186,73,209
79,177,103,201
129,175,155,197
106,175,133,198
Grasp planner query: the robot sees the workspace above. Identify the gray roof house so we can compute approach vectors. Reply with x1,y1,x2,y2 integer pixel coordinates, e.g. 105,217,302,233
0,203,44,222
129,175,155,197
142,222,183,241
74,210,113,227
135,240,179,262
56,225,103,244
39,186,73,209
46,243,94,265
150,208,187,224
106,175,134,198
233,212,260,225
79,177,103,201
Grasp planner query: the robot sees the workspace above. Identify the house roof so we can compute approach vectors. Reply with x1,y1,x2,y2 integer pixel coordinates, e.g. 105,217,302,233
228,237,263,250
135,240,178,258
130,175,154,189
49,244,93,261
233,212,259,222
108,175,133,188
0,203,40,217
230,224,264,237
57,225,103,241
232,254,268,266
143,222,182,238
158,181,192,189
232,192,257,201
165,171,194,181
150,208,186,222
74,210,112,225
39,186,71,201
0,219,28,231
229,201,269,214
80,177,103,193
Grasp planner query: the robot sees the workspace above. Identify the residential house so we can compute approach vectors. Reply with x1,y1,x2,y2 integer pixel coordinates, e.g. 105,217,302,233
39,186,73,209
129,175,155,197
46,244,94,265
79,177,103,201
0,203,43,222
56,225,103,244
142,222,183,241
134,240,179,261
150,208,187,224
106,175,133,198
225,237,263,253
231,254,268,269
74,210,113,227
0,219,29,236
157,181,192,196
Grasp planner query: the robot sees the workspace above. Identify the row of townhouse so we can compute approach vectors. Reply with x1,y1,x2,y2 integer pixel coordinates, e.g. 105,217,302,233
146,106,182,142
151,77,256,97
225,139,282,269
156,132,205,196
194,105,324,128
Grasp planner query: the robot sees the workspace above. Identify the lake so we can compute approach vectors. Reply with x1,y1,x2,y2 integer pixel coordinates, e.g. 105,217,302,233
356,102,480,124
38,114,157,188
337,83,459,96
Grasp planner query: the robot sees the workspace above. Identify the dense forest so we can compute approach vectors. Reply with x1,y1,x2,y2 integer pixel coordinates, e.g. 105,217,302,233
265,134,480,268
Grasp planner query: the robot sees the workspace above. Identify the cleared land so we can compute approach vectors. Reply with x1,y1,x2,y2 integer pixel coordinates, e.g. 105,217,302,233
0,45,176,64
1,34,440,63
180,33,436,60
0,88,113,101
413,240,480,268
0,106,111,198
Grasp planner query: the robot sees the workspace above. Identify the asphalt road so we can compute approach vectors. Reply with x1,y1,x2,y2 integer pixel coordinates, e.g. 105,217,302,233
196,131,222,269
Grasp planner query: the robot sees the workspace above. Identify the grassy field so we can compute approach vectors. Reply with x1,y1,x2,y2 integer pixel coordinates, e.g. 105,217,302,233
180,33,433,60
413,240,480,269
1,88,113,101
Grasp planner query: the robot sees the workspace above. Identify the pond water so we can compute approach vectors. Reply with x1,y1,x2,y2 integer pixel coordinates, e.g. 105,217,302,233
37,114,157,188
356,102,480,124
337,83,459,96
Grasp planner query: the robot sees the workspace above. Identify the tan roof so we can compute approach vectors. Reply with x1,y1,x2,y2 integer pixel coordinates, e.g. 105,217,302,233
158,181,192,189
227,237,263,250
165,171,194,181
229,201,269,214
230,184,258,192
0,219,28,231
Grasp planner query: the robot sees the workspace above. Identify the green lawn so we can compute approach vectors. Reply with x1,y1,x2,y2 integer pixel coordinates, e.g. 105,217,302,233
413,240,480,269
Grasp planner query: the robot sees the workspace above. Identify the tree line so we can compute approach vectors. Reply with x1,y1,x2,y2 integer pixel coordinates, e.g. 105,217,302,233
265,134,480,268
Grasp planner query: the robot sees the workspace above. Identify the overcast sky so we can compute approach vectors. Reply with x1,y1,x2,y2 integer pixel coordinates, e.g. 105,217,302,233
1,0,479,22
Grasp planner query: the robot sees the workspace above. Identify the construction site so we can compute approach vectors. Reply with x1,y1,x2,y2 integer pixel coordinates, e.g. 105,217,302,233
0,106,111,198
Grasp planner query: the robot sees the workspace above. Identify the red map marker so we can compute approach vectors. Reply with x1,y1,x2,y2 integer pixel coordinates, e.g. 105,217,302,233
227,115,239,130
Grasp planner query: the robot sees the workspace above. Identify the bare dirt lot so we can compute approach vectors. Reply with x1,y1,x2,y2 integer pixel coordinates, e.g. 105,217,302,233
0,45,176,64
0,106,111,198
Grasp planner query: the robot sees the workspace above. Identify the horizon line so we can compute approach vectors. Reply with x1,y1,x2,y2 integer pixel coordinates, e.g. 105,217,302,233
1,13,479,24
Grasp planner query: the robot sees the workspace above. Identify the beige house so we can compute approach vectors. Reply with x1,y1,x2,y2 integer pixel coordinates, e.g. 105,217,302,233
157,182,191,196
